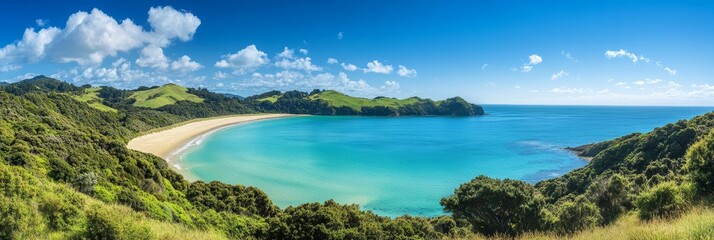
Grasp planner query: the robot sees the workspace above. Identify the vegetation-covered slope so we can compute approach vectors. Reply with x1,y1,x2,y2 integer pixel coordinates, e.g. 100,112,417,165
73,87,118,113
248,89,485,116
128,84,204,108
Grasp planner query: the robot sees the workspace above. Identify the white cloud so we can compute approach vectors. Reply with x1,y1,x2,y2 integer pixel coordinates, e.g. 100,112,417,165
274,47,321,72
35,19,47,27
0,6,201,67
561,50,578,62
337,32,344,40
397,65,417,77
275,57,322,72
0,27,61,65
516,54,542,72
550,87,589,94
277,47,294,59
664,67,677,76
213,71,228,80
529,54,542,65
299,49,308,55
364,60,393,74
604,49,649,63
633,78,662,85
170,55,202,72
135,46,169,69
0,64,21,72
147,6,201,45
327,58,338,64
515,85,522,89
341,63,357,71
215,44,269,74
551,70,569,80
227,71,398,97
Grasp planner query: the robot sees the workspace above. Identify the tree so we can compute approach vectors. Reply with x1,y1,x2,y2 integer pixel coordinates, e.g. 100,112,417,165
440,175,545,236
554,196,602,234
585,174,631,224
686,130,714,196
635,182,684,220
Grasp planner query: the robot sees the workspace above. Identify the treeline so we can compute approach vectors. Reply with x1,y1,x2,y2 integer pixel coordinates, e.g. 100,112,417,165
245,89,485,116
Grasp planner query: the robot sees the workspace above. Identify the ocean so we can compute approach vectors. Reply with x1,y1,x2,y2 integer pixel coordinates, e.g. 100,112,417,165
178,105,713,217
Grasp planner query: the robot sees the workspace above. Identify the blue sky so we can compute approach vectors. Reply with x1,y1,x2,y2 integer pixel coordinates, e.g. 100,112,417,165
1,0,713,105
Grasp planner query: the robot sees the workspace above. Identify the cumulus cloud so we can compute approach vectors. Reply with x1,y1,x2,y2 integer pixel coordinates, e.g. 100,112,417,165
147,6,201,46
135,46,169,69
0,6,201,68
364,60,393,74
551,70,568,80
515,54,542,72
341,63,357,71
226,71,399,97
274,47,322,72
215,44,269,74
327,58,338,64
397,65,417,77
170,55,202,72
299,49,308,55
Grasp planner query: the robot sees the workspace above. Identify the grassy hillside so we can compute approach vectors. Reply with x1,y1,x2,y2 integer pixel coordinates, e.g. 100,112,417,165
248,89,485,116
308,90,421,111
73,87,118,113
129,84,204,108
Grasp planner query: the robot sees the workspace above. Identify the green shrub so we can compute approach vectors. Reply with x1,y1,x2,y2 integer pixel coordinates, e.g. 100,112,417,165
686,130,714,196
0,196,43,239
635,182,685,220
441,175,545,237
554,196,602,235
85,206,153,240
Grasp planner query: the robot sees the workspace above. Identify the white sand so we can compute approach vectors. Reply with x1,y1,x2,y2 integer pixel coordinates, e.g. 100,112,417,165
127,114,297,159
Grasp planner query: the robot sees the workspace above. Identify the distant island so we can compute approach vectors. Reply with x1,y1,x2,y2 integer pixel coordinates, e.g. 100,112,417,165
1,75,714,239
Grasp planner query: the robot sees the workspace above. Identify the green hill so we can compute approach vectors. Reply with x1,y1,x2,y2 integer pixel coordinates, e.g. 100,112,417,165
309,90,422,110
73,87,118,113
249,89,485,116
129,84,204,108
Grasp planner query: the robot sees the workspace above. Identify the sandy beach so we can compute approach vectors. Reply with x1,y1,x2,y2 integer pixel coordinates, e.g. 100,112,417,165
127,114,297,160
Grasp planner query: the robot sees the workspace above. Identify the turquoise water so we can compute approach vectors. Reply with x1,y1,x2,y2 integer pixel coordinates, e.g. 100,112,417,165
179,105,713,217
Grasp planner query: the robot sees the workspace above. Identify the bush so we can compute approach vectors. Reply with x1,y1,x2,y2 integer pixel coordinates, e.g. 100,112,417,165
85,206,153,240
554,196,602,234
686,131,714,196
441,175,545,237
635,182,685,220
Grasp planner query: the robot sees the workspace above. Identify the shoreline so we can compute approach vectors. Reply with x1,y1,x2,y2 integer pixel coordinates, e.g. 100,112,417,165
127,114,301,172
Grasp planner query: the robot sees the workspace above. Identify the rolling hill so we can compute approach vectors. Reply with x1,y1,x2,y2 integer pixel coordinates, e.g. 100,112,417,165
128,84,204,108
73,87,118,113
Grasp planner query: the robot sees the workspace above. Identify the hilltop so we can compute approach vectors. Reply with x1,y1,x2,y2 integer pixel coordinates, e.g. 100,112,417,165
248,89,485,116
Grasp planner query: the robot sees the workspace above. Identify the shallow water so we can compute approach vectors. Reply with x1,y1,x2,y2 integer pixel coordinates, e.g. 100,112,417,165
179,105,712,217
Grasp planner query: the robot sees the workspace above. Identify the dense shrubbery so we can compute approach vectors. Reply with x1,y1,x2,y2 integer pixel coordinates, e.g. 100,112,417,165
635,182,685,220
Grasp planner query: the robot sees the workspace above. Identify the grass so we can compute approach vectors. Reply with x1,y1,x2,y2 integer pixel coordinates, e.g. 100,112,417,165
257,95,280,103
129,84,204,108
72,87,118,113
466,206,714,240
308,90,423,111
